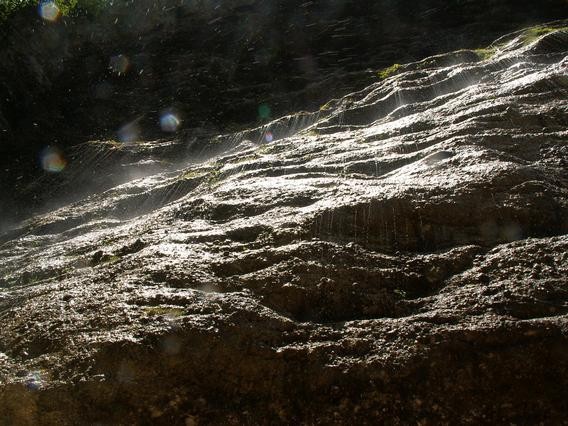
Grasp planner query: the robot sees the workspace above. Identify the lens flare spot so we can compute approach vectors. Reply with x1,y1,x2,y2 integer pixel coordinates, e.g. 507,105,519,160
94,81,113,99
39,1,60,22
162,335,182,355
117,361,136,384
40,146,66,173
501,223,522,242
160,113,181,132
117,121,141,143
264,131,274,142
109,54,130,75
258,104,271,120
25,371,44,391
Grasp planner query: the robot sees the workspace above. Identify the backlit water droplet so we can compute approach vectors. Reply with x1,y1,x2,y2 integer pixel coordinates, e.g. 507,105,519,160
109,54,130,75
160,113,181,132
40,146,66,173
39,1,60,22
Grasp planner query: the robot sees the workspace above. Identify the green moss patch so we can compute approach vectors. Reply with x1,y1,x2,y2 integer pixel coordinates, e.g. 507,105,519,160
377,63,402,80
473,47,498,61
520,26,568,45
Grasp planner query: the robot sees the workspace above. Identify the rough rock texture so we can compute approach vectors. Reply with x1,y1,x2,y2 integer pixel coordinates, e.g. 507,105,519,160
1,22,568,424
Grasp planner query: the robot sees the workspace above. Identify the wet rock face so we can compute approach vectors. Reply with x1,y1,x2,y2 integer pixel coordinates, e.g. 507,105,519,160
1,22,568,424
1,0,568,219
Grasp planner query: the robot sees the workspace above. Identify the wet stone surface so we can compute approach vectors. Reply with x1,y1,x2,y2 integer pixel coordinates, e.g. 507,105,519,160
0,22,568,424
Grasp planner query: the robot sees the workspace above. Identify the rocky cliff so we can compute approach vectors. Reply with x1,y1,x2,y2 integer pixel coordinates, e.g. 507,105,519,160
0,10,567,426
1,0,567,220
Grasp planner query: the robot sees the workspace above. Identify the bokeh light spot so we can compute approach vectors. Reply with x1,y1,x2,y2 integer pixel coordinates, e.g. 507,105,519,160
109,54,130,75
38,1,60,22
162,335,182,355
501,223,522,242
117,120,141,143
258,104,271,120
40,146,67,173
94,81,113,100
25,370,44,391
160,113,181,132
117,361,136,384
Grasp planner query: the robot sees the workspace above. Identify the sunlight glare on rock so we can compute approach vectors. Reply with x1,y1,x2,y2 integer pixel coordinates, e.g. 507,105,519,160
40,146,66,173
38,1,60,22
160,112,181,132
